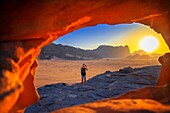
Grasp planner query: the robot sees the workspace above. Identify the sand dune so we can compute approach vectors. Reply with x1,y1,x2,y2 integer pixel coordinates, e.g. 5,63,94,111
35,59,160,88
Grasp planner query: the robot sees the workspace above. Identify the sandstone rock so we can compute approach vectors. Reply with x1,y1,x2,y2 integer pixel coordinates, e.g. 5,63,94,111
108,81,143,90
48,104,67,112
132,65,161,78
52,99,170,113
110,72,127,77
77,86,96,91
68,94,77,99
96,89,121,98
124,75,155,85
0,52,23,112
115,84,170,105
119,66,134,73
24,104,41,113
39,98,55,106
0,0,170,112
38,108,50,113
10,60,40,112
157,53,170,86
87,93,103,100
104,70,113,74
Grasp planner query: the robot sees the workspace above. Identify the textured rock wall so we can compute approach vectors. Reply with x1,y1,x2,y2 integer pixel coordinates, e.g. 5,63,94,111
0,0,170,112
157,53,170,86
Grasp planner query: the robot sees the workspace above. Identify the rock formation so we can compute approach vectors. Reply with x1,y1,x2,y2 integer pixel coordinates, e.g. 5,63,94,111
39,44,130,60
131,50,147,55
157,53,170,86
127,50,161,60
53,99,170,113
26,66,162,112
88,45,130,58
39,43,101,60
0,0,170,112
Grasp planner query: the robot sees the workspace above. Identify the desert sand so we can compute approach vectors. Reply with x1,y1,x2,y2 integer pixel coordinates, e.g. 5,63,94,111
35,58,160,88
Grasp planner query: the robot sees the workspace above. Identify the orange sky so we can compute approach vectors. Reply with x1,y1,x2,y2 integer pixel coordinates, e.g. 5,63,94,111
111,24,169,54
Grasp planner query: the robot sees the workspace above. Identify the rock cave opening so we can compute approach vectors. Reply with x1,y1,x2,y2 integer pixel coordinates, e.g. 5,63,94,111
35,22,169,88
1,0,170,113
24,23,170,112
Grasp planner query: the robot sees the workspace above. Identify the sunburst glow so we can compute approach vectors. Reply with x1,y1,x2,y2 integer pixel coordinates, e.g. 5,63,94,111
139,36,159,52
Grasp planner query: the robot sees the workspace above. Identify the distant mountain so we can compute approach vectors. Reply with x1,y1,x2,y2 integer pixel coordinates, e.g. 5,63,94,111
39,43,101,60
131,50,147,55
127,50,162,60
40,44,162,60
39,44,131,60
88,45,130,58
150,53,162,59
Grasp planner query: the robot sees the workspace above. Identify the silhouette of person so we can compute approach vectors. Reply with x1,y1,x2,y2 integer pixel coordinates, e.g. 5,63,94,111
80,63,88,85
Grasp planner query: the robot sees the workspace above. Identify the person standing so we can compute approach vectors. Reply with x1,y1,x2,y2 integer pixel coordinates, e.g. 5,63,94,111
81,63,88,85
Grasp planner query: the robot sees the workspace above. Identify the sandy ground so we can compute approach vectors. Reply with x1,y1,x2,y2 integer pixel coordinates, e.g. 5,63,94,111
35,58,160,88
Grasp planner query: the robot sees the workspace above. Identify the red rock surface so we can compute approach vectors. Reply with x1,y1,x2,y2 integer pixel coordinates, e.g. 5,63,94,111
0,0,170,112
157,53,170,86
53,99,170,113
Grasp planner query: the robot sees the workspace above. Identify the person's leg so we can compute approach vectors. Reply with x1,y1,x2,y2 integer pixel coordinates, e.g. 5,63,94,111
85,77,87,86
81,77,83,84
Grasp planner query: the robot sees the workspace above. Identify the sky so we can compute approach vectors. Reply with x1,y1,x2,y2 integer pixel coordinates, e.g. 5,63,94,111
54,23,169,54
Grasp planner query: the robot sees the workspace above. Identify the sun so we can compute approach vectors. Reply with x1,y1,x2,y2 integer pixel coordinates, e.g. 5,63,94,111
139,36,159,52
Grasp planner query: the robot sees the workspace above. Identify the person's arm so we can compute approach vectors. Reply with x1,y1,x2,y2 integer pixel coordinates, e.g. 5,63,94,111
86,66,88,71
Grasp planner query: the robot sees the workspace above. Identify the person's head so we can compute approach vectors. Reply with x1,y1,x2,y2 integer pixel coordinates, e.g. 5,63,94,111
82,63,86,67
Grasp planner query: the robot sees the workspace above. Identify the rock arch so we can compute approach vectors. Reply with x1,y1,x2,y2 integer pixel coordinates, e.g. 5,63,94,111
0,0,170,112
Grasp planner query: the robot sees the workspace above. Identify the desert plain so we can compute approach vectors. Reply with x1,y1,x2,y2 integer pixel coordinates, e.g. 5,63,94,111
35,58,160,88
